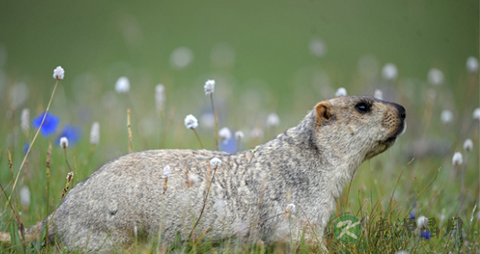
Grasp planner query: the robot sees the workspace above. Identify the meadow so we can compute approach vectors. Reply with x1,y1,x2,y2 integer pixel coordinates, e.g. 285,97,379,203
0,0,479,253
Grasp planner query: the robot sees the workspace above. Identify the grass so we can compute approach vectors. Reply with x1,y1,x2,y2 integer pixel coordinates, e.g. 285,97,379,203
0,64,479,253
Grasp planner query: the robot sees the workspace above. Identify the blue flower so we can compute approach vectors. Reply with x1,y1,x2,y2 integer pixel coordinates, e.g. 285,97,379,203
409,213,415,220
220,138,237,154
56,125,81,146
420,230,431,240
32,112,60,137
23,142,30,154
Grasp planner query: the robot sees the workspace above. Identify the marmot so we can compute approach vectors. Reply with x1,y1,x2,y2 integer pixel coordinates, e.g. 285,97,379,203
1,96,406,252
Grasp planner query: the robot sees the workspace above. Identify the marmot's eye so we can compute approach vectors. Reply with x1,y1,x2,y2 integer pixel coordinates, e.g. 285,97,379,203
355,102,371,113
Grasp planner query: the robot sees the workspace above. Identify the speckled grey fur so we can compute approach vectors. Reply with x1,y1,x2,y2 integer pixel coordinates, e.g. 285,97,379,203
4,96,405,252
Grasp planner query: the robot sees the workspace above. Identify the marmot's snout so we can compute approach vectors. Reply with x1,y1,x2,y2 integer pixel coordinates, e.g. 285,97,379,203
384,101,407,141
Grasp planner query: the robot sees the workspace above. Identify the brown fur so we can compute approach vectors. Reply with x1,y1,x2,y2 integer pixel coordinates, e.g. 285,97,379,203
1,96,405,253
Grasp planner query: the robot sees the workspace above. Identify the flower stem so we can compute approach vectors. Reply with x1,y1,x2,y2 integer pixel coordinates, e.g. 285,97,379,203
5,79,59,211
210,94,218,151
192,128,204,149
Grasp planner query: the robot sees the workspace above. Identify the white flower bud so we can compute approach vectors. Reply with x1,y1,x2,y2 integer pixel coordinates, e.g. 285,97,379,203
90,122,100,145
427,68,444,86
374,89,383,100
163,165,171,178
204,79,215,95
382,63,398,81
266,113,280,128
285,203,296,213
335,87,347,97
417,215,428,229
219,127,232,142
210,158,222,168
155,84,165,113
452,152,463,166
184,114,198,129
115,77,130,93
463,139,473,152
21,108,29,133
53,66,65,80
440,110,453,124
60,137,69,149
235,131,244,141
473,108,480,120
466,56,478,73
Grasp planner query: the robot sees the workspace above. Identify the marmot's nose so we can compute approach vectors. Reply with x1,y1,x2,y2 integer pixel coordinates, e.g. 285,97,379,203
394,104,406,121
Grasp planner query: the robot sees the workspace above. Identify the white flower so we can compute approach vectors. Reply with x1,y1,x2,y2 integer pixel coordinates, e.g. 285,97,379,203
204,79,215,95
381,63,398,81
335,87,347,97
452,152,463,166
266,113,280,127
285,203,296,213
170,47,194,69
374,89,383,100
210,158,222,168
427,68,444,86
187,173,199,186
219,127,232,143
115,77,130,93
60,137,69,149
251,127,264,139
66,171,74,180
163,165,171,178
235,131,244,141
466,56,479,73
440,110,453,124
463,139,473,152
20,186,30,207
473,108,480,120
53,66,65,80
155,84,165,113
21,108,29,133
184,114,198,129
417,215,428,229
90,122,100,145
309,38,327,58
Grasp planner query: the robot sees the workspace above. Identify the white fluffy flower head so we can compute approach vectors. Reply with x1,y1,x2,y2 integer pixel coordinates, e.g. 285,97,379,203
66,171,74,180
441,110,453,124
335,87,347,97
266,113,280,127
53,66,65,80
204,79,215,95
21,108,30,133
473,108,480,120
163,165,171,178
184,114,198,129
235,131,244,141
210,158,222,169
452,152,463,166
427,68,444,86
90,122,100,145
115,77,130,93
382,63,398,81
374,89,383,100
417,215,428,229
60,137,69,149
285,203,296,213
463,139,473,152
155,84,166,112
219,127,232,141
466,56,479,73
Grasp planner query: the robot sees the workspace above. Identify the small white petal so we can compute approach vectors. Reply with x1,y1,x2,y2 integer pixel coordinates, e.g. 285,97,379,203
466,56,479,73
440,110,453,124
163,165,171,178
285,203,296,213
417,215,429,229
235,131,244,141
219,127,232,142
473,108,480,120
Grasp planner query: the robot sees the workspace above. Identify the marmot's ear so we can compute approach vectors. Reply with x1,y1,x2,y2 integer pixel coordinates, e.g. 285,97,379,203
315,101,332,122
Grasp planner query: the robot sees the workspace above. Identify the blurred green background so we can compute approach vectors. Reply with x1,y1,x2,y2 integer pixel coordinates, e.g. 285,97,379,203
0,1,479,249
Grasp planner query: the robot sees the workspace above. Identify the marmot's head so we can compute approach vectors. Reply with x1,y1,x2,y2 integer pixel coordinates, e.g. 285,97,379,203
314,96,406,161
